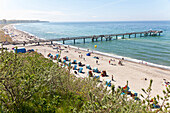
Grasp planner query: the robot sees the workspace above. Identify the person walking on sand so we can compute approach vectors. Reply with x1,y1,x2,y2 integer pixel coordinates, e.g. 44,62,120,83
96,60,98,64
112,75,114,81
109,60,111,64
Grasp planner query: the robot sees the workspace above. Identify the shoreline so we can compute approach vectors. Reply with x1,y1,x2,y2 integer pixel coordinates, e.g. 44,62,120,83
56,42,170,71
2,24,170,70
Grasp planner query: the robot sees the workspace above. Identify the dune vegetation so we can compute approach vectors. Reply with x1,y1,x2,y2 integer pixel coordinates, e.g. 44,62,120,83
0,25,12,43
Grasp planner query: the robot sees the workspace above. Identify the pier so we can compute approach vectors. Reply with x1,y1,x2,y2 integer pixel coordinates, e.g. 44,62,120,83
2,30,163,45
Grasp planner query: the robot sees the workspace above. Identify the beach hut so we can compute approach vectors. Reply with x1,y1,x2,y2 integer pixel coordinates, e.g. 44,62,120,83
14,48,26,53
73,64,77,70
86,64,91,69
78,67,83,73
86,53,91,56
106,79,111,87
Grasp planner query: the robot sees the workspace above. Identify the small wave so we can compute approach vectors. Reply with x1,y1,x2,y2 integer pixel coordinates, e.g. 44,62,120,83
46,32,55,34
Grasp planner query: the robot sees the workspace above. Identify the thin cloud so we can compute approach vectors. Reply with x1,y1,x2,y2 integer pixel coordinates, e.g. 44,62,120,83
88,0,127,11
0,10,66,20
92,16,97,18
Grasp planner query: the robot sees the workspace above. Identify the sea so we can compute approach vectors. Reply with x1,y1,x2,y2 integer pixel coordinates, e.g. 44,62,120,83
14,21,170,67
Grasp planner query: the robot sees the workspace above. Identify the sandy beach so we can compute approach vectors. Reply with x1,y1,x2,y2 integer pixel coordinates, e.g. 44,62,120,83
1,24,170,99
2,24,40,43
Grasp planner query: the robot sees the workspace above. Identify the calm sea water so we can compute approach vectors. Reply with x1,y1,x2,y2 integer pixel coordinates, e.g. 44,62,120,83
15,21,170,66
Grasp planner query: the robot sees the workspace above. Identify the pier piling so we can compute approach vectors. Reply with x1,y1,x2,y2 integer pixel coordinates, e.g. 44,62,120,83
122,35,125,39
74,39,75,44
140,33,142,37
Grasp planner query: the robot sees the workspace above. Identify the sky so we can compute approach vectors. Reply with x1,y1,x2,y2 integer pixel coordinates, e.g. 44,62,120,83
0,0,170,22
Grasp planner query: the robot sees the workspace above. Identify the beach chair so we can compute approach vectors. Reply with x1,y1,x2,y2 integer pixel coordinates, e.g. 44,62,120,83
72,60,77,64
63,60,66,64
93,67,98,73
78,67,83,73
63,56,69,61
123,85,130,92
131,90,137,96
47,53,51,57
101,70,107,77
66,56,69,61
93,56,99,59
88,71,93,77
54,56,57,60
130,90,139,100
106,79,111,87
27,49,34,53
56,54,59,58
78,62,85,67
86,64,91,69
73,64,77,70
86,53,91,56
121,85,130,95
50,55,53,59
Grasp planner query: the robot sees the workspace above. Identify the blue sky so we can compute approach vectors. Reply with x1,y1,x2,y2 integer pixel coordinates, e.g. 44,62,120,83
0,0,170,22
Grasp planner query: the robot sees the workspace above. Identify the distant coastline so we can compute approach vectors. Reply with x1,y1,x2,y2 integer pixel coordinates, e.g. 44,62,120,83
0,19,49,24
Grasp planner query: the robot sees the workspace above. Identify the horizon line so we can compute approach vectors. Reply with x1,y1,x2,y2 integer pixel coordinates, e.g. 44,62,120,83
1,19,170,23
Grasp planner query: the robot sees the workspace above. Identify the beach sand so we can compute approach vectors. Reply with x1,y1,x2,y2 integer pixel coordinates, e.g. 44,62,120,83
2,24,39,43
1,24,170,99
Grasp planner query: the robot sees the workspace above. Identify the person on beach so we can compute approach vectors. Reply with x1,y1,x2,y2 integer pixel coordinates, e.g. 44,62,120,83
118,60,123,66
112,75,114,81
109,60,111,64
96,60,98,64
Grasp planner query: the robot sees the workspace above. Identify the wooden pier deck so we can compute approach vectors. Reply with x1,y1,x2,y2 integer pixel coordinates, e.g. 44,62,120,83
2,30,163,45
